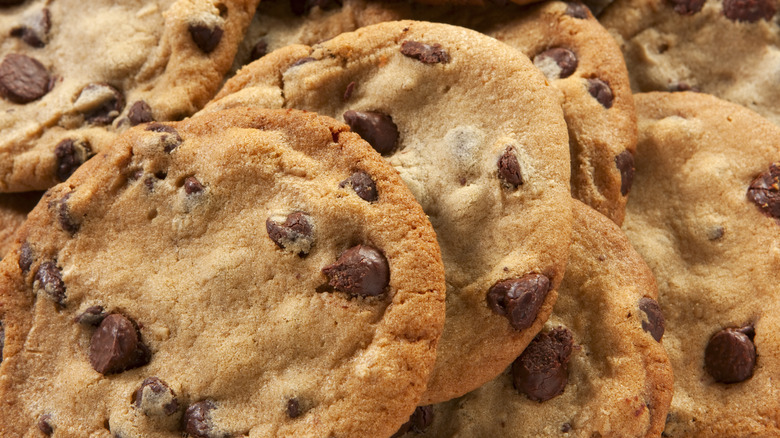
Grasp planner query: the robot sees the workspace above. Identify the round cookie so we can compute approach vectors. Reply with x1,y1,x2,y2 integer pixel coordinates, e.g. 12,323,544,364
602,0,780,126
0,0,260,192
623,92,780,436
0,107,446,437
0,191,41,258
207,20,573,403
394,201,673,438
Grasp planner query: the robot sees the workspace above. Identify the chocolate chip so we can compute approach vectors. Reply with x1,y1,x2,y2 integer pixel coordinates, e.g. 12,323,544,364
322,245,390,297
747,163,780,220
74,84,125,125
565,2,590,18
54,191,79,234
0,321,4,363
705,325,756,383
668,82,700,92
33,261,66,308
498,146,523,188
587,78,613,109
37,414,53,435
266,212,314,256
10,8,51,48
184,400,220,438
74,305,107,326
128,100,154,126
512,327,574,402
400,40,450,64
615,150,634,196
561,423,572,432
723,0,776,22
487,273,551,331
133,377,180,417
189,24,223,53
250,40,268,62
286,398,301,418
19,241,33,273
639,297,665,342
668,0,705,14
339,171,378,202
343,81,355,101
184,177,204,195
145,123,182,152
54,138,92,182
0,54,51,103
392,406,434,437
533,48,578,80
343,110,399,155
89,314,150,375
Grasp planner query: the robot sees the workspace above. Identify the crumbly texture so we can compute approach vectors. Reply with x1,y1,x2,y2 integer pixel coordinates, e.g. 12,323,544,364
0,192,40,258
396,201,673,438
234,0,635,224
207,20,573,404
0,0,259,192
0,107,446,437
602,0,780,126
623,92,780,437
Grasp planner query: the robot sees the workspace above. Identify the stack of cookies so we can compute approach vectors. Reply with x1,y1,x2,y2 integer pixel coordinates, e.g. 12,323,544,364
0,0,777,437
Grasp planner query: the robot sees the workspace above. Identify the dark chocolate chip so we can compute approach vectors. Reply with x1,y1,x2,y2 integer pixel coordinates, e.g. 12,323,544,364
343,81,355,101
189,24,223,53
19,241,33,273
54,191,79,234
343,110,399,155
0,53,51,103
615,150,634,196
10,7,50,48
639,297,665,342
723,0,776,22
400,40,450,64
76,84,125,125
33,261,66,308
89,314,150,375
487,273,551,331
587,78,613,109
37,414,53,435
0,321,4,363
747,163,780,220
128,100,154,126
533,48,578,80
250,40,268,62
339,171,378,202
392,405,434,437
668,0,705,14
322,245,390,297
561,423,572,432
133,377,180,417
512,327,574,402
286,398,301,418
74,305,107,326
565,2,590,18
54,138,92,182
498,146,523,188
184,400,220,438
184,177,204,195
704,325,756,383
266,212,314,256
145,123,183,152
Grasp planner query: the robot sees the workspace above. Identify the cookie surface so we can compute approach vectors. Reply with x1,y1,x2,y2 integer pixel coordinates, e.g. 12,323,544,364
0,191,40,258
395,201,673,438
623,92,780,436
0,0,259,192
0,107,446,437
602,0,780,126
208,20,573,403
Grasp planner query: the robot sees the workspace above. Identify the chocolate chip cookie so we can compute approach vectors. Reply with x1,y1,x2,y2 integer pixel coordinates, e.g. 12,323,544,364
623,92,780,436
207,20,573,403
0,191,41,258
0,0,259,192
0,107,446,437
393,201,673,437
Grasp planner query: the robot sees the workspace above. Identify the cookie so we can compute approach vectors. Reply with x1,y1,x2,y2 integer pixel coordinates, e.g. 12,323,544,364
0,107,446,437
0,0,260,192
234,0,636,224
207,20,573,403
0,191,40,258
602,0,780,126
393,201,673,437
622,92,780,436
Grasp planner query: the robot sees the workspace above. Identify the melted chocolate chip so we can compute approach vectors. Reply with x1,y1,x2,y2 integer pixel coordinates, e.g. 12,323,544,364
343,81,355,101
639,297,665,342
512,327,574,402
184,400,219,438
339,171,378,202
54,138,92,182
487,273,551,331
287,398,301,418
392,406,434,437
587,78,613,109
322,245,390,297
19,241,33,273
33,261,66,308
133,377,180,417
668,0,705,14
565,2,590,18
723,0,776,22
250,40,268,62
705,325,756,383
498,146,523,188
189,24,223,53
128,100,154,126
615,150,635,196
184,177,204,195
74,305,107,326
343,110,399,155
266,212,314,256
0,321,4,363
37,414,53,435
145,123,182,152
747,163,780,220
89,314,150,375
0,54,51,103
55,191,79,234
400,40,450,64
75,84,125,125
533,48,578,80
10,8,50,48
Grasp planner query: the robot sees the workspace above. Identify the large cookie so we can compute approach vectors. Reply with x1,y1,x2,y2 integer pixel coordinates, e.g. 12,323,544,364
0,107,446,437
0,0,259,192
207,20,573,403
602,0,780,126
623,92,780,436
394,201,673,437
0,192,40,258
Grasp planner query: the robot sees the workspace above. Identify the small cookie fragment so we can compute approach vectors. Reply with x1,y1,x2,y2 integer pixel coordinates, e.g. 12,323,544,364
512,327,574,402
322,245,390,297
704,326,756,383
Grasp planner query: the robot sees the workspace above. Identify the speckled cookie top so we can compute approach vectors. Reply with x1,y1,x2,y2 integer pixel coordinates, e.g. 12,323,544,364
0,107,446,437
623,92,780,437
207,20,573,404
0,0,259,192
